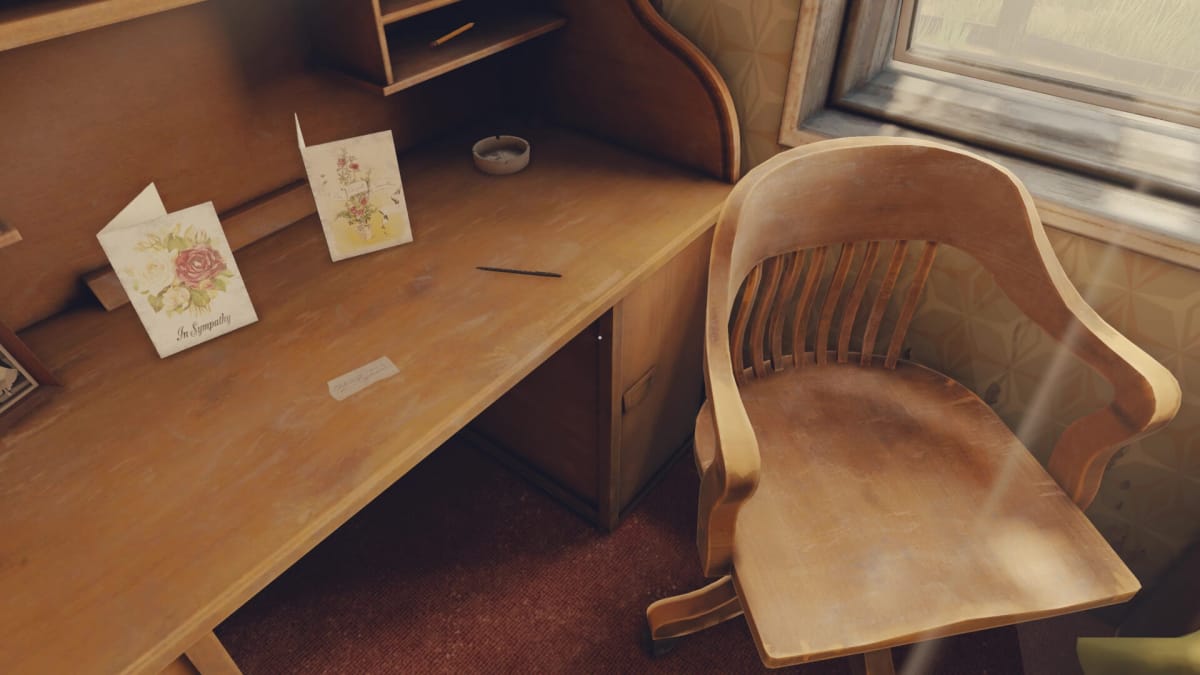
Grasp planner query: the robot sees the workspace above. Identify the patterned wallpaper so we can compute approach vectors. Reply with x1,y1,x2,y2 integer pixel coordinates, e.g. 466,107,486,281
662,0,1199,586
660,0,800,170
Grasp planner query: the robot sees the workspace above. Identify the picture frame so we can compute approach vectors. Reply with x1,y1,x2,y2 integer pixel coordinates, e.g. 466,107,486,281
0,320,58,417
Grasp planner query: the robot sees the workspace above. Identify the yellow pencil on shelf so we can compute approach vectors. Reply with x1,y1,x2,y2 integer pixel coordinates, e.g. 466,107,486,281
430,22,474,47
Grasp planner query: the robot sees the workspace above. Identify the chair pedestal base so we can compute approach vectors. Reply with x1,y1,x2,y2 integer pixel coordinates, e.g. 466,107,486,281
645,575,743,652
646,575,898,672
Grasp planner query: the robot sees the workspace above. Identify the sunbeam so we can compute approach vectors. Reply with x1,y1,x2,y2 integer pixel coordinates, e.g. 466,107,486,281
900,234,1127,675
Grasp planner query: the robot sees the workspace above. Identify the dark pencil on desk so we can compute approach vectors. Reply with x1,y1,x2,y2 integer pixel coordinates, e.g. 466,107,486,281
476,266,562,278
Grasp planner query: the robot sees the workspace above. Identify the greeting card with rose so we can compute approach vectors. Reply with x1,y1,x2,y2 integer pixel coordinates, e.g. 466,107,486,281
296,115,413,261
98,184,258,358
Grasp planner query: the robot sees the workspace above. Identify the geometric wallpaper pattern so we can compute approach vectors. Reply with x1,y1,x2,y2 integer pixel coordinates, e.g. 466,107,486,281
660,0,802,171
662,0,1200,586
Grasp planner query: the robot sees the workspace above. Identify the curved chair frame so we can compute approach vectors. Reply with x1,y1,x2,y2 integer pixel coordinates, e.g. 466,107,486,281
650,137,1181,671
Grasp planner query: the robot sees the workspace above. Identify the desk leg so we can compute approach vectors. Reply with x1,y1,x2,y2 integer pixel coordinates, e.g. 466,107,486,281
160,632,243,675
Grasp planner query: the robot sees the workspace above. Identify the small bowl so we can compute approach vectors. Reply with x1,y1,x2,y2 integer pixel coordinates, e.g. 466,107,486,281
472,135,531,175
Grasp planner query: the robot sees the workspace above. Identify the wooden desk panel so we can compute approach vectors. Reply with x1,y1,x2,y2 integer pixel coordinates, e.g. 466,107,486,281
0,128,727,674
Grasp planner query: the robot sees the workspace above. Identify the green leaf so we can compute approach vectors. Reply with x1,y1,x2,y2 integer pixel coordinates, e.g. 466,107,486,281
190,288,211,309
210,276,227,292
147,292,164,313
166,234,189,251
136,234,165,252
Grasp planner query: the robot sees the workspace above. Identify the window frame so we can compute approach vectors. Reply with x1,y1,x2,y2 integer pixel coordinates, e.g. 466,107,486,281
779,0,1200,270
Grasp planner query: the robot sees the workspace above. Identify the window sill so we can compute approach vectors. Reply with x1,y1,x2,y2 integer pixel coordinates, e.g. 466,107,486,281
794,108,1200,271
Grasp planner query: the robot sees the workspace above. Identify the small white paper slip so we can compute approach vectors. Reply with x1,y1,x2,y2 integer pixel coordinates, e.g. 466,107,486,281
97,184,259,359
296,114,413,262
327,357,400,401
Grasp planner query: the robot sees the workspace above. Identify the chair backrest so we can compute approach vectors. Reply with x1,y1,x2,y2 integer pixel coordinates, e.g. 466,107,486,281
715,137,1090,373
694,137,1180,575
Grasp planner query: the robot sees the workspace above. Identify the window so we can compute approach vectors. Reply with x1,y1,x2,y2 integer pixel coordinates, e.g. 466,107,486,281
780,0,1200,267
900,0,1200,126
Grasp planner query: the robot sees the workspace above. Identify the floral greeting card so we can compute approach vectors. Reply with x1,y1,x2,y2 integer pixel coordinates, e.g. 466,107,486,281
296,115,413,261
97,184,258,358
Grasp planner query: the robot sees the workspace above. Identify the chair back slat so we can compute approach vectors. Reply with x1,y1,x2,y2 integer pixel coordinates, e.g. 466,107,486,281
837,240,881,363
730,263,762,383
768,251,804,372
858,240,908,366
815,243,858,365
748,256,784,378
789,246,828,368
884,241,939,368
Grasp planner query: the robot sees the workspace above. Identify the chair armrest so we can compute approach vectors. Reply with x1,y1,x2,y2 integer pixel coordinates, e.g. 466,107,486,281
696,330,761,576
1045,303,1181,509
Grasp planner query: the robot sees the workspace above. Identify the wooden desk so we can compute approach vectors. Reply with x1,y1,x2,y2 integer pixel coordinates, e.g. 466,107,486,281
0,128,729,674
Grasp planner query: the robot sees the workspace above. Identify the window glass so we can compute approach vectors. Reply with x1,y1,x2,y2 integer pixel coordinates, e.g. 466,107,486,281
907,0,1200,110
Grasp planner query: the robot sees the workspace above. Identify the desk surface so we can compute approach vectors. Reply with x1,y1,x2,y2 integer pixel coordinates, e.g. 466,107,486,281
0,127,728,674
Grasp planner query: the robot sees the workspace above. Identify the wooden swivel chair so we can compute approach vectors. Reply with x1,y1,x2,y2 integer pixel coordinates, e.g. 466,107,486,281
645,138,1181,672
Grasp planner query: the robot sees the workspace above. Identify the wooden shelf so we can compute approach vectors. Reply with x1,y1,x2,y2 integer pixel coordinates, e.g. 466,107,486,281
383,12,565,95
378,0,462,25
0,0,207,52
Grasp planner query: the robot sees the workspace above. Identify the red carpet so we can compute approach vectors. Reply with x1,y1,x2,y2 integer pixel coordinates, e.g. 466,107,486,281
216,437,1024,674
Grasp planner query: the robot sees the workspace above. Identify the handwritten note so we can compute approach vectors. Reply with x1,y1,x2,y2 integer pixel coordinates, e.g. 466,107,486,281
327,357,399,401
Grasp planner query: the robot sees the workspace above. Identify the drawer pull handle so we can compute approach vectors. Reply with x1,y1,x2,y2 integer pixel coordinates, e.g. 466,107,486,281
622,366,657,413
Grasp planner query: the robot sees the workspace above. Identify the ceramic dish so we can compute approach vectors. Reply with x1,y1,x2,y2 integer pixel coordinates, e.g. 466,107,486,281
472,135,531,175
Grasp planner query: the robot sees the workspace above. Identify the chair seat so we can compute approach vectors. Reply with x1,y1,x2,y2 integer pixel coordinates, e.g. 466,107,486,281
694,360,1139,667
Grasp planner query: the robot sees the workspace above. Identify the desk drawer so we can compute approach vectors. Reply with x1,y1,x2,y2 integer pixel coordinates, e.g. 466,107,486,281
613,229,710,516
